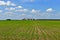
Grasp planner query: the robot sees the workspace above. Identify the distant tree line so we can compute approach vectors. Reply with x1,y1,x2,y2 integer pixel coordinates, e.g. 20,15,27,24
6,18,36,20
6,19,11,21
6,19,60,21
22,18,36,20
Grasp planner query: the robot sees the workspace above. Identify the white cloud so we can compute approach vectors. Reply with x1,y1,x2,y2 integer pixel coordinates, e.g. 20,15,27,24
20,0,34,3
5,6,28,12
5,12,14,16
16,6,23,8
15,9,29,12
21,14,26,16
0,1,16,6
31,9,36,13
30,0,34,2
0,1,6,6
10,3,16,6
5,7,15,11
9,7,15,11
46,8,53,12
0,10,3,13
31,9,40,13
23,9,29,12
5,12,13,14
6,1,11,6
6,1,16,6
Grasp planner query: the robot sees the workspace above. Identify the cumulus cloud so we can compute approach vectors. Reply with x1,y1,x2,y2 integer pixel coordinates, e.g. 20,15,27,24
5,7,15,11
23,9,29,12
15,9,29,12
20,0,34,3
30,0,34,2
31,9,36,13
31,9,40,13
0,1,6,6
5,5,23,11
5,12,13,14
0,1,16,6
0,10,2,13
5,5,28,13
21,14,26,16
6,1,16,6
16,6,23,8
46,8,53,12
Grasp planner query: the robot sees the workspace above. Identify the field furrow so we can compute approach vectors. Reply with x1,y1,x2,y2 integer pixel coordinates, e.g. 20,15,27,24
0,20,60,40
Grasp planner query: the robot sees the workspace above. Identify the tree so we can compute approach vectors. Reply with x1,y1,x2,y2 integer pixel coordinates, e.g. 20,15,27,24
6,19,11,21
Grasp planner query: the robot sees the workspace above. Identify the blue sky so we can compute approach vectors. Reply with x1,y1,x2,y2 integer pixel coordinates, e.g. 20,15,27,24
0,0,60,20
